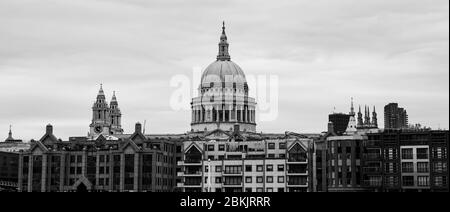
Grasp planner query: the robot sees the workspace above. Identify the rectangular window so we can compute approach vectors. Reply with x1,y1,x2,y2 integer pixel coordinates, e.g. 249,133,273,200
266,165,273,172
70,156,75,163
417,162,429,173
402,176,414,186
208,145,215,151
417,148,429,159
218,145,225,151
433,162,447,173
278,188,285,192
401,148,413,159
215,177,222,184
257,165,263,172
417,176,429,187
266,188,273,192
268,143,275,150
245,165,252,172
257,176,263,183
278,176,285,183
401,162,414,173
266,176,273,183
245,176,252,183
256,188,263,192
215,166,222,172
279,154,286,159
279,143,286,149
277,165,285,172
433,176,447,187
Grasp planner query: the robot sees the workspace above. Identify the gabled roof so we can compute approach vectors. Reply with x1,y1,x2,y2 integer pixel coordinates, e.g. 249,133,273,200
288,141,308,152
129,131,147,143
29,140,49,153
185,142,203,154
39,133,59,146
120,140,141,152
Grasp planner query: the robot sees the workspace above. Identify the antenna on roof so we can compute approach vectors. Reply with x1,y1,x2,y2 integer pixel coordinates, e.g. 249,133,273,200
143,120,147,134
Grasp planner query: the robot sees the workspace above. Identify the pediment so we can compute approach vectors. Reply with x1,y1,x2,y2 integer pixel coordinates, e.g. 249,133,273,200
204,129,231,140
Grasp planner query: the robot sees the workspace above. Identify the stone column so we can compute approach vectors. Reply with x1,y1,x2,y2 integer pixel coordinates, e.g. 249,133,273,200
134,153,140,192
41,154,47,192
60,153,65,191
96,154,100,190
152,154,157,192
28,156,32,192
18,155,23,192
216,106,220,122
120,153,125,191
200,107,203,123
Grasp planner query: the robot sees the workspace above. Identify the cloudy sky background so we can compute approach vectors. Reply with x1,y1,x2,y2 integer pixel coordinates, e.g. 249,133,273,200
0,0,448,141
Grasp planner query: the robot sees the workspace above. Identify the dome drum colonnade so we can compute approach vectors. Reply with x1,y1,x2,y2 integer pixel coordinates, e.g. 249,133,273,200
191,22,257,133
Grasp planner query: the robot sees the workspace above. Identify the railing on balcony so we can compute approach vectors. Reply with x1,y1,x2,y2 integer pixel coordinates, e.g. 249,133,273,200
288,155,307,163
184,171,202,175
184,159,202,164
287,169,308,174
363,180,383,187
364,153,381,160
363,167,381,173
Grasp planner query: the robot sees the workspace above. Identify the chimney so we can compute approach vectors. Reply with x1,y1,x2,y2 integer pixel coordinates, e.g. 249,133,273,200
135,122,142,133
234,124,240,134
46,124,53,135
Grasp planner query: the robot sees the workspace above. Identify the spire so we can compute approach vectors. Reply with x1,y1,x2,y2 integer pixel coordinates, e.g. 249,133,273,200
349,97,355,116
111,91,117,102
217,21,231,61
372,106,378,128
357,105,363,127
6,125,14,141
96,83,106,101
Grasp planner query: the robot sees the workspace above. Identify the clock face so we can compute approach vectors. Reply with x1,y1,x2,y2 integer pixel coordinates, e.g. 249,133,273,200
94,126,102,133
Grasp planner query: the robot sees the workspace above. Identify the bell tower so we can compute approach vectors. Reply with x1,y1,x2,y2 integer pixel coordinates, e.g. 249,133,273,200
89,84,111,137
109,91,123,135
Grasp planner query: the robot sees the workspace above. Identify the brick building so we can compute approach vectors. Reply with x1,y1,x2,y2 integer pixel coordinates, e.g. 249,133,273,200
18,123,183,192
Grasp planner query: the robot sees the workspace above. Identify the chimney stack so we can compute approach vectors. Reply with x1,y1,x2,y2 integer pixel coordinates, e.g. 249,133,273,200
46,124,53,135
135,122,142,133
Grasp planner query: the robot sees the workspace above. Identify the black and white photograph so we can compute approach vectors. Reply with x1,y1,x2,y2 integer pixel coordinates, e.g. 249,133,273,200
0,0,448,204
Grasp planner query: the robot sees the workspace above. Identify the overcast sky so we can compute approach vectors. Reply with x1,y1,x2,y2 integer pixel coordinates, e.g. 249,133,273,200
0,0,448,141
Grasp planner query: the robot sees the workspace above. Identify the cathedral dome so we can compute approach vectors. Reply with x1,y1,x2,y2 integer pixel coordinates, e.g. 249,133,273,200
200,60,247,86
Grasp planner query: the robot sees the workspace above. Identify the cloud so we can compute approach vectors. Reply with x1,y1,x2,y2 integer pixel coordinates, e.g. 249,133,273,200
0,0,448,140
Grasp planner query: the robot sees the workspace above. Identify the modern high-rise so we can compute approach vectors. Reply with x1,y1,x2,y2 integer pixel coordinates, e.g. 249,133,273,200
384,103,409,129
363,129,449,192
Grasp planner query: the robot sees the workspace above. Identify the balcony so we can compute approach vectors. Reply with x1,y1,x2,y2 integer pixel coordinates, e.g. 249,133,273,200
223,171,243,176
364,153,381,160
287,156,308,164
180,160,202,166
363,180,383,187
287,182,308,187
287,171,308,176
223,182,243,187
178,171,202,177
363,167,382,173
